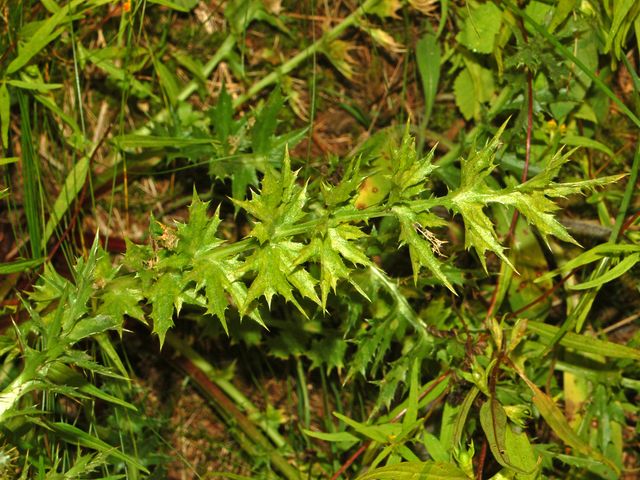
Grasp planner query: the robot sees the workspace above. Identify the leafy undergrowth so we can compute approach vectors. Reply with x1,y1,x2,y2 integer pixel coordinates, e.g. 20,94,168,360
1,0,640,479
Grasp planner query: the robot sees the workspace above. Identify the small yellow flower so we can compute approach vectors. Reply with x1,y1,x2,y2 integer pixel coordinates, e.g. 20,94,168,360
123,0,131,13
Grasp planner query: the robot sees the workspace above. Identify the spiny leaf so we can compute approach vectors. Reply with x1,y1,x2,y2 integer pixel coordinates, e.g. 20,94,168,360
148,272,185,347
176,191,224,256
394,206,454,292
296,225,371,308
451,123,513,270
233,149,307,243
388,126,437,203
241,242,320,316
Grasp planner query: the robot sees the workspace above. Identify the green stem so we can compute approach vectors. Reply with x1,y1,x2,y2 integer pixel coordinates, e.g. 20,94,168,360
134,35,236,136
169,334,301,480
165,332,289,449
232,0,379,108
296,358,311,429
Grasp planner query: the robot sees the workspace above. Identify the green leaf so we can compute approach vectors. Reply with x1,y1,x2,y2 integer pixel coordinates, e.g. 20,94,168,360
296,224,371,308
549,0,576,33
0,257,44,274
527,321,640,360
354,461,469,480
252,88,285,155
538,243,640,282
306,335,348,373
388,129,437,202
416,33,440,126
302,429,359,443
234,149,307,243
480,399,511,470
0,83,9,148
155,61,181,105
456,2,502,54
6,1,80,74
7,78,63,92
394,207,454,292
147,0,198,12
332,412,397,444
48,422,149,473
225,0,290,37
241,242,320,316
41,156,89,249
113,135,217,149
454,62,494,120
480,399,537,475
212,83,235,148
504,427,540,479
520,377,619,475
148,272,185,346
569,253,639,290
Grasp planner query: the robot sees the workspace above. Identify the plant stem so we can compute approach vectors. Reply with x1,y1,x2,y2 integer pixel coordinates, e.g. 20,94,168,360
165,332,289,449
172,341,301,480
232,0,379,108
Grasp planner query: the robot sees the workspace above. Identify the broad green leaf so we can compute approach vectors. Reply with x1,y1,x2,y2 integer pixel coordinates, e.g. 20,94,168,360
355,461,469,480
457,2,502,54
41,156,89,249
423,432,449,462
479,398,539,476
604,0,639,59
504,427,540,479
416,33,440,126
454,61,494,121
527,321,640,360
480,399,531,474
0,83,9,148
569,253,639,290
355,173,391,209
